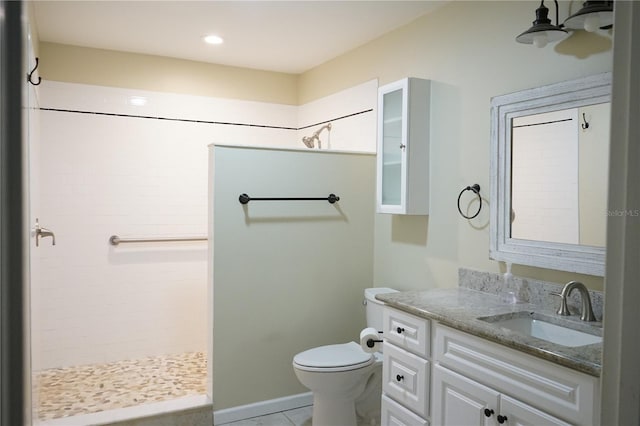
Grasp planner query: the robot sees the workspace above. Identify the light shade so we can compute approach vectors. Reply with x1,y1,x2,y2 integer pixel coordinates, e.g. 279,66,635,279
563,1,614,32
516,1,568,47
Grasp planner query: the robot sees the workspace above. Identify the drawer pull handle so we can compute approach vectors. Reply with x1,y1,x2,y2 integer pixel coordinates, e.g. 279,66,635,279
484,409,494,418
497,414,508,424
396,374,404,382
396,327,405,334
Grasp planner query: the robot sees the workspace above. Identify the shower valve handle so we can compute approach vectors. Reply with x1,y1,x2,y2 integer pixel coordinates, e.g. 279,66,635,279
33,218,56,247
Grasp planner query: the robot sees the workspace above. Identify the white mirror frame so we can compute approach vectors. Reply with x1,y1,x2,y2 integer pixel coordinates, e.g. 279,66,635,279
490,72,611,276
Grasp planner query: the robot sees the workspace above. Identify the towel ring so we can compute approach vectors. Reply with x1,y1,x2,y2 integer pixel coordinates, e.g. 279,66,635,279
457,184,482,219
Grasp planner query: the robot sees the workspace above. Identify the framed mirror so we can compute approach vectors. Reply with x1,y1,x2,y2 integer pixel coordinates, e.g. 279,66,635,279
490,72,611,276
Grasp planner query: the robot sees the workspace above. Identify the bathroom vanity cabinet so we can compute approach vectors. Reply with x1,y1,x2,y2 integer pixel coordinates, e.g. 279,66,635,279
380,306,600,426
376,78,430,215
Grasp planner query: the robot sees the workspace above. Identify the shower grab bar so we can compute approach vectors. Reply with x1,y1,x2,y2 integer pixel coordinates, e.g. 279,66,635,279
238,193,340,204
109,235,207,246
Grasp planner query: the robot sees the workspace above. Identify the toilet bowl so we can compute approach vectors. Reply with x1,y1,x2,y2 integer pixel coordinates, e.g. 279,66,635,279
293,342,381,426
292,287,397,426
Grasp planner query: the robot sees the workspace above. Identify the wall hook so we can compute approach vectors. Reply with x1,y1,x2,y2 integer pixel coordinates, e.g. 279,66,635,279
27,57,42,86
581,112,589,130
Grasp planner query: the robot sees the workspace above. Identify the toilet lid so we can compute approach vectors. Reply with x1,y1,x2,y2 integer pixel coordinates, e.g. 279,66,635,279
294,341,373,369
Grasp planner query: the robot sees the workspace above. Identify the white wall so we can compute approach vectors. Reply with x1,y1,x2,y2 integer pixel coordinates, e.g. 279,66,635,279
296,79,377,153
33,80,376,370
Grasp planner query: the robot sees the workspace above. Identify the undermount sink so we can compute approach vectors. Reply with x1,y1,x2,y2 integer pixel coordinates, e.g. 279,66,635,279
478,312,602,347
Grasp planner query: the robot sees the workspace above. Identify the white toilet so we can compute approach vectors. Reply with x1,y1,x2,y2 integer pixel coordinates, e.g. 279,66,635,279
293,287,397,426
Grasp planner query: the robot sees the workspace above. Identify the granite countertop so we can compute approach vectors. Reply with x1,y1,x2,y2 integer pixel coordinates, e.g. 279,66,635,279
376,288,602,377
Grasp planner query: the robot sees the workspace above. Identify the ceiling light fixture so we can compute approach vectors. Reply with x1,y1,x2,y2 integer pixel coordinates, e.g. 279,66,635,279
516,0,614,48
203,34,224,45
516,0,568,48
563,1,614,32
128,96,147,107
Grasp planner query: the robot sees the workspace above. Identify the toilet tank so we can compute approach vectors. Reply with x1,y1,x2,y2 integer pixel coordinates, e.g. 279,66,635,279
364,287,397,331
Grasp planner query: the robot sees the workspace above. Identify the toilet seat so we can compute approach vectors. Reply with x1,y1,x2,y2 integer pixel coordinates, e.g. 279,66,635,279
293,342,374,372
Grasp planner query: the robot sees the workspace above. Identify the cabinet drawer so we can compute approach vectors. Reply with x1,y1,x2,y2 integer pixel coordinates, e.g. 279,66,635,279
383,342,430,418
434,323,599,425
383,307,430,357
381,394,429,426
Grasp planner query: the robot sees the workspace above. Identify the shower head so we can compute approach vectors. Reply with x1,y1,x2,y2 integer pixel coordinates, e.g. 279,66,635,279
301,123,332,149
302,135,317,149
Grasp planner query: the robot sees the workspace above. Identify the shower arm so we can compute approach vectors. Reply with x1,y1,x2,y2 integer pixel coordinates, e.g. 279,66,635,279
312,123,332,139
302,123,332,149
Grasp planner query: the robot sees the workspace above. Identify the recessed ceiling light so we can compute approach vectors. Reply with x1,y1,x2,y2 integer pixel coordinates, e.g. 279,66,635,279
128,96,148,107
203,34,224,45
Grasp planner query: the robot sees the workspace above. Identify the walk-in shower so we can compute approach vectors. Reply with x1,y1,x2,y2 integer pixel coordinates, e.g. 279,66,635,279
31,83,212,424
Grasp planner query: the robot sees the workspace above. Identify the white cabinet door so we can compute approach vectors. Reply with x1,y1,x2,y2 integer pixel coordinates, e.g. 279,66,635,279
433,364,574,426
500,395,572,426
432,364,499,426
376,77,430,215
433,323,598,425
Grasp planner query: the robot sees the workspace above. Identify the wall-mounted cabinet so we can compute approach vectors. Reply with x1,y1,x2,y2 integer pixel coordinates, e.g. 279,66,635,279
376,78,430,215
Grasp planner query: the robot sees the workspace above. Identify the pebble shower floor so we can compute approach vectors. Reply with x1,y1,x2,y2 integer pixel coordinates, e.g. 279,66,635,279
34,351,207,421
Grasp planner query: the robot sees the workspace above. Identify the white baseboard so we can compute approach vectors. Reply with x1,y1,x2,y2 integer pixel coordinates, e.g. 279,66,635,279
213,392,313,425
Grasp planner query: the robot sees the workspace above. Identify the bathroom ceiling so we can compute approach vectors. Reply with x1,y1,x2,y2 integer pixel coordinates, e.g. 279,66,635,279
31,1,445,74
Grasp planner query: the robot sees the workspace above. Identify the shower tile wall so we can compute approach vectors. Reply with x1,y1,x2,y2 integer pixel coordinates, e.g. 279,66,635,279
295,79,377,152
33,82,299,371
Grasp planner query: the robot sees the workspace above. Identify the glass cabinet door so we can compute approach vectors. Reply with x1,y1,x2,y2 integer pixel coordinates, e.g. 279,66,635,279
380,87,405,209
376,77,430,215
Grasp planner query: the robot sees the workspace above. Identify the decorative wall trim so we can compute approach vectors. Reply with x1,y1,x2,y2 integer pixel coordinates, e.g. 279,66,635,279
38,106,373,131
38,107,298,130
297,109,373,130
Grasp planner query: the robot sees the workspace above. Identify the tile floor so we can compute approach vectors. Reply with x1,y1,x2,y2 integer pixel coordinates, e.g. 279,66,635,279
217,406,313,426
217,405,375,426
34,351,207,421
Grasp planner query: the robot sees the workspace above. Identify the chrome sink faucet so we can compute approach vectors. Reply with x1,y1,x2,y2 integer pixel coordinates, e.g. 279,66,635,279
554,281,596,321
